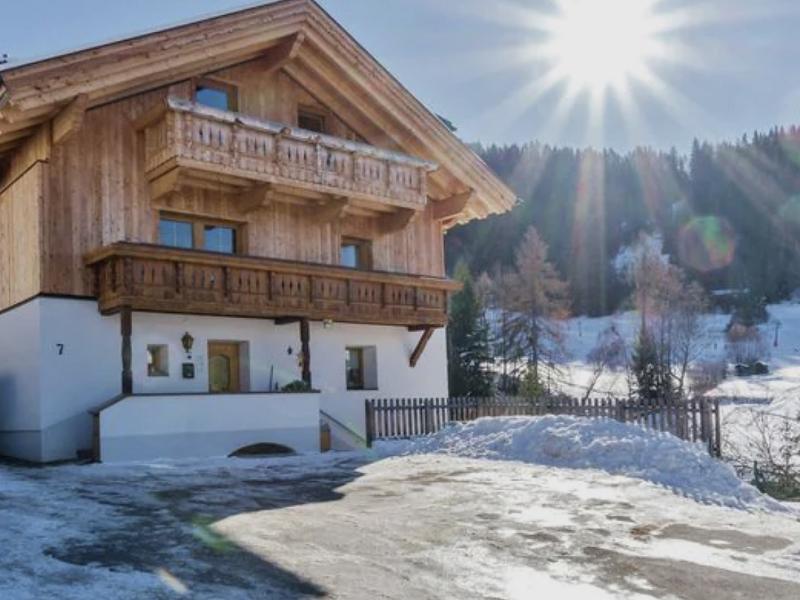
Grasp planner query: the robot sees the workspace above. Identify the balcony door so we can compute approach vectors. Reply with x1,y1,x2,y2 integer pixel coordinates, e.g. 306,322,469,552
208,342,242,393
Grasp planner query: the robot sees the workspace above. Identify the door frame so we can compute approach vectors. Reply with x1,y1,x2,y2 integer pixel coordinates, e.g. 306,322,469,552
207,340,248,393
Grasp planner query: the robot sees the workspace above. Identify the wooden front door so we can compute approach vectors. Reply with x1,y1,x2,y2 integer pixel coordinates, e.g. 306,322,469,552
208,342,241,393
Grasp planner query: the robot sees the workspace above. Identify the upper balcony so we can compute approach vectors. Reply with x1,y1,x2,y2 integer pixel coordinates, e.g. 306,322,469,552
139,98,437,213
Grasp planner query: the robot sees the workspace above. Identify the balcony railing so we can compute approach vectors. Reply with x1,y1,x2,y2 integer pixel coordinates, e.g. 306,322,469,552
142,98,436,210
85,243,459,327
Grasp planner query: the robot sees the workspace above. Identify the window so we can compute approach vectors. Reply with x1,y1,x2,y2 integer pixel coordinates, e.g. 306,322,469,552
346,347,365,390
158,214,241,255
298,108,326,133
159,218,194,249
204,224,237,254
340,238,372,270
346,346,377,391
147,345,169,377
195,80,238,111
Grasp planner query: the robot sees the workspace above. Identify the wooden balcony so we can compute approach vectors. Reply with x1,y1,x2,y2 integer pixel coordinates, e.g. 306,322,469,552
141,98,436,212
85,243,459,327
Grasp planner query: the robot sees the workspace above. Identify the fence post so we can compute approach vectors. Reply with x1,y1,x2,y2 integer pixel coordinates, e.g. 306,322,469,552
365,399,374,448
699,398,708,452
424,400,433,435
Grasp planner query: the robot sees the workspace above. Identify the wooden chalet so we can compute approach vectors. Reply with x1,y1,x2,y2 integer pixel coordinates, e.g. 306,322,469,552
0,0,515,463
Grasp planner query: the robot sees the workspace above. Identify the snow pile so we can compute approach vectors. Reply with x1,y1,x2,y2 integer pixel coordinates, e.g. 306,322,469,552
403,416,786,511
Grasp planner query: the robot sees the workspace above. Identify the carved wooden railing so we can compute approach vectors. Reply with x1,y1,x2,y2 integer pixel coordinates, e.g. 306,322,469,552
142,98,435,209
85,243,459,327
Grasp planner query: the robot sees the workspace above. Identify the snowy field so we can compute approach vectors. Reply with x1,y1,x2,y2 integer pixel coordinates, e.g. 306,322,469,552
555,303,800,465
558,303,800,402
3,417,800,599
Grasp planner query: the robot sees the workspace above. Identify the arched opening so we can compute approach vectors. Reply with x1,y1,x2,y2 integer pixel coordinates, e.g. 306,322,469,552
229,442,295,458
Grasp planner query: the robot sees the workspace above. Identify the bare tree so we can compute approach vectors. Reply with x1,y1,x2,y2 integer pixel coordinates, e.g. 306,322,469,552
497,227,570,394
583,323,628,400
623,233,709,400
488,266,522,393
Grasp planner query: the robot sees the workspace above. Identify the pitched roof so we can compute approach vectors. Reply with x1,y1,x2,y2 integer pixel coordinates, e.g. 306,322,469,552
0,0,516,219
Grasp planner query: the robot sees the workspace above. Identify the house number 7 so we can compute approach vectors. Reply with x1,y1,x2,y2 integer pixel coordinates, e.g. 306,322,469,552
56,344,65,355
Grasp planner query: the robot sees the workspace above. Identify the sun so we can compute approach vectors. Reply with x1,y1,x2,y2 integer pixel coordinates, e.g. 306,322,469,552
468,0,702,145
544,0,663,92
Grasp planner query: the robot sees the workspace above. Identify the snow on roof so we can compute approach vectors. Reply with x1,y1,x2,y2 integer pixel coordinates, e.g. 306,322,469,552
169,97,438,171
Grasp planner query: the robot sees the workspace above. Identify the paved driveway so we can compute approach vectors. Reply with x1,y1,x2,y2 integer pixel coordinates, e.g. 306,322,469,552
2,453,800,599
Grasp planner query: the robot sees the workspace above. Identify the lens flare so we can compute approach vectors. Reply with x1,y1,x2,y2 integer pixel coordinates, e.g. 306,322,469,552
677,216,735,272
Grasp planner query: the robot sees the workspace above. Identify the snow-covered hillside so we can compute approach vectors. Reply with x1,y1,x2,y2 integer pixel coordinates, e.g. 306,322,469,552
557,302,800,402
553,302,800,471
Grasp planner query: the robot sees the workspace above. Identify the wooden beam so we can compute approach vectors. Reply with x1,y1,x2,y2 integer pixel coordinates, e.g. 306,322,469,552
52,94,89,145
379,208,416,234
433,189,473,221
300,318,312,386
261,32,306,77
120,306,133,394
312,195,348,224
238,183,275,214
148,168,183,200
409,326,435,368
274,317,302,325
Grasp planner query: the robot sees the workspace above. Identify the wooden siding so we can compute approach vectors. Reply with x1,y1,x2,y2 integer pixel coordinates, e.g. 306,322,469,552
0,163,44,308
218,65,363,141
1,56,448,314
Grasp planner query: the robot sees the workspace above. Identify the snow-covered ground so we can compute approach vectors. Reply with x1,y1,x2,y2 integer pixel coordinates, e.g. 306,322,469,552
3,417,800,599
554,303,800,469
558,302,800,402
398,416,783,511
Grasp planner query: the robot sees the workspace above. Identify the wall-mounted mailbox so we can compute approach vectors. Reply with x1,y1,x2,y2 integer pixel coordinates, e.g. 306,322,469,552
182,363,195,379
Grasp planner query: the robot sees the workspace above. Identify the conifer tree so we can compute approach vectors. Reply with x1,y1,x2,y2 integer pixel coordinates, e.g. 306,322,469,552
447,262,494,397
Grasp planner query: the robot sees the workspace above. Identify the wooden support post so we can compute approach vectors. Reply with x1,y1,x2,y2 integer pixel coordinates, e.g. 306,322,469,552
300,318,311,386
120,306,133,395
364,399,374,448
409,326,435,368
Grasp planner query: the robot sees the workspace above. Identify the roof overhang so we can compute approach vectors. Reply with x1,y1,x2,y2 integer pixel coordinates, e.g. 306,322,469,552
0,0,516,220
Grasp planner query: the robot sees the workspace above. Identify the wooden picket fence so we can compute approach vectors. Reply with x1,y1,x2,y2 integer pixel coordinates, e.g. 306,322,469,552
365,395,722,457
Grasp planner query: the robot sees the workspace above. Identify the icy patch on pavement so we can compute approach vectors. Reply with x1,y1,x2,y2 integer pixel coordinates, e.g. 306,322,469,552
401,416,786,511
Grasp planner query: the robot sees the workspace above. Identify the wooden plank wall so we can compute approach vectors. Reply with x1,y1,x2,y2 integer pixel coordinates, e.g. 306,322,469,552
0,127,49,310
35,61,445,304
0,165,44,309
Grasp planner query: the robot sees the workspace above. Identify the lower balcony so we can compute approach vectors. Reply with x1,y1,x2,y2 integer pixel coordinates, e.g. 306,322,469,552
85,243,459,327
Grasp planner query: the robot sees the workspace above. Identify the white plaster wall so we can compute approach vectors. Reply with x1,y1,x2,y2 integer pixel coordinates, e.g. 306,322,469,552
100,392,320,462
0,299,43,461
129,315,449,441
131,312,303,394
311,323,449,439
38,298,120,461
1,298,450,461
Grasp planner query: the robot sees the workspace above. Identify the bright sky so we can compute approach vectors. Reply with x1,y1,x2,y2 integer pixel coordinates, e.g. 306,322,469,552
2,0,799,153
